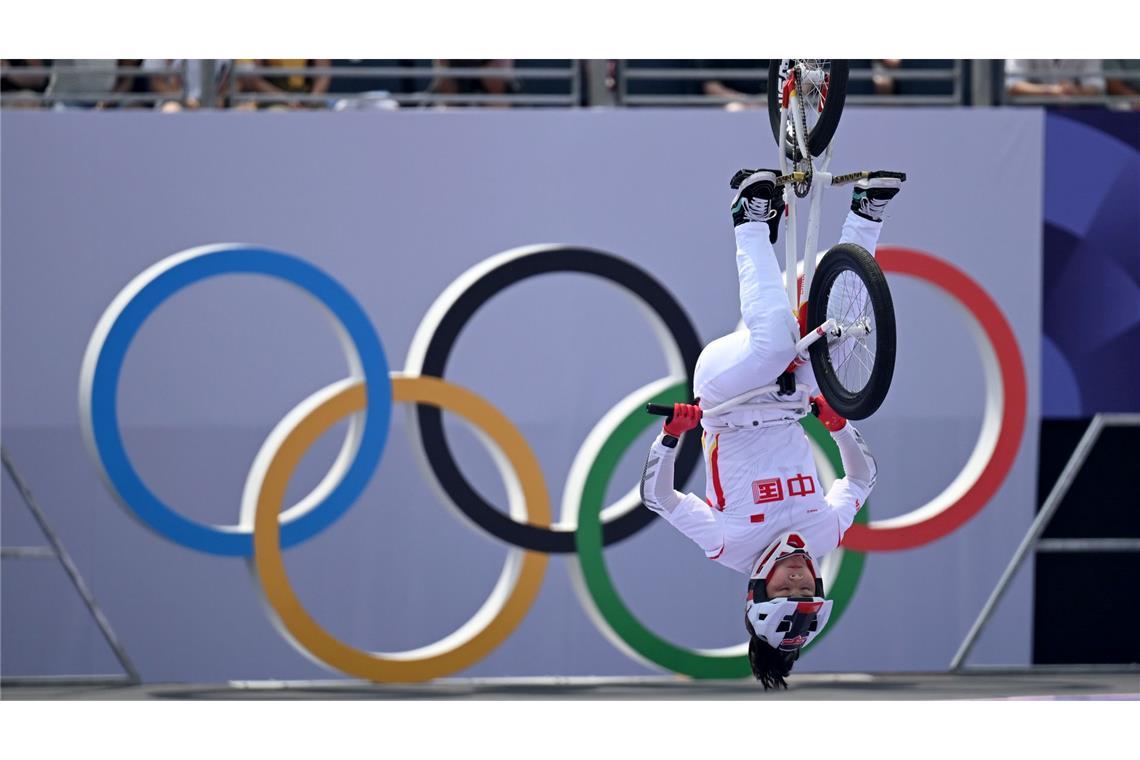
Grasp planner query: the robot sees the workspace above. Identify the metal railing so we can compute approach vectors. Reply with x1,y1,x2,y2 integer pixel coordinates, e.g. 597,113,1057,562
226,62,582,108
950,414,1140,671
1,445,140,685
0,61,190,108
1001,62,1140,108
617,63,769,107
849,61,963,106
617,60,965,107
4,60,1138,110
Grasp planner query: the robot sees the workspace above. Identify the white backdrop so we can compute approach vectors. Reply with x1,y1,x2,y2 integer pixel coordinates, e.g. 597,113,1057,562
1,107,1041,680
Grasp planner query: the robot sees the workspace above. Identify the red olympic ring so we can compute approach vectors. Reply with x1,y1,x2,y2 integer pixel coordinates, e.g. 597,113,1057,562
841,247,1028,551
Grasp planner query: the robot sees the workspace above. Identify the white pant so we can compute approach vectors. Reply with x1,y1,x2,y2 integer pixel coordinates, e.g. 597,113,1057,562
693,211,885,408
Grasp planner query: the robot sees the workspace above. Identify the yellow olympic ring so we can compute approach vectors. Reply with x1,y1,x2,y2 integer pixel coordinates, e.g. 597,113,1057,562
246,375,551,682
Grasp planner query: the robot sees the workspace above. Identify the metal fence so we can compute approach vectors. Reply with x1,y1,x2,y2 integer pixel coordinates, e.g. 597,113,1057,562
2,59,1138,109
950,414,1140,672
226,61,582,108
618,60,966,106
1001,62,1140,108
0,61,190,108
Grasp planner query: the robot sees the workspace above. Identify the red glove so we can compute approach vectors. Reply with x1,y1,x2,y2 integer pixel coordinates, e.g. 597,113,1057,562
811,394,847,432
663,403,702,437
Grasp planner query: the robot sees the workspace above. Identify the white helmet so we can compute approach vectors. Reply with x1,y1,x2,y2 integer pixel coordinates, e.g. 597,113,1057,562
744,532,834,652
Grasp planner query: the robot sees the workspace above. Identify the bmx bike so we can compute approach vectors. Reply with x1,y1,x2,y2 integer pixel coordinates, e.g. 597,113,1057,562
652,59,903,424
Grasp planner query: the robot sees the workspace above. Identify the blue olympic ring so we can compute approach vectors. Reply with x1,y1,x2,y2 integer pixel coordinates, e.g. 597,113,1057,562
80,245,391,556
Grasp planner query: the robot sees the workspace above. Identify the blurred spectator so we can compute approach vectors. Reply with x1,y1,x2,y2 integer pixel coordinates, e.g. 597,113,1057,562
513,59,578,104
1104,59,1140,108
235,59,331,108
1006,59,1105,98
877,60,959,99
108,59,155,109
700,59,766,109
2,59,49,104
620,60,700,103
44,59,120,108
872,59,901,95
327,59,409,97
843,60,876,97
426,60,517,106
145,59,233,110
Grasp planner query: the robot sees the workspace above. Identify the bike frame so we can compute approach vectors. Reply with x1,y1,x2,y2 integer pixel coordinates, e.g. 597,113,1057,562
778,65,835,358
700,62,879,419
778,64,834,321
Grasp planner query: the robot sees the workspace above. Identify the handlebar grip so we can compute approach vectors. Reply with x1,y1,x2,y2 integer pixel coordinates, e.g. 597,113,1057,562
646,403,705,420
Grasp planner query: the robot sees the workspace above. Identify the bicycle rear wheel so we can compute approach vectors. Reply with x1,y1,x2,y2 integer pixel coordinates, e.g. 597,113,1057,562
807,243,895,420
767,59,849,159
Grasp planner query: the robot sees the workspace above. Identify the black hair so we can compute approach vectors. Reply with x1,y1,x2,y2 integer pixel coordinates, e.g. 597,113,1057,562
745,619,799,691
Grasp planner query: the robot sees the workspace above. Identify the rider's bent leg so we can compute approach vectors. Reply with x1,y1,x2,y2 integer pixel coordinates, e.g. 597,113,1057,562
694,220,799,407
737,222,799,361
839,209,886,254
840,173,903,253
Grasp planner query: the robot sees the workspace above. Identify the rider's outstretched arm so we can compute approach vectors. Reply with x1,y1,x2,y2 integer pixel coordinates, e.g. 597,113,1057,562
640,431,684,516
828,425,877,532
814,395,877,539
640,404,726,559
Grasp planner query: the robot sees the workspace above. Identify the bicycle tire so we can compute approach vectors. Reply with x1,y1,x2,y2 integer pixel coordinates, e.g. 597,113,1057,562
767,60,849,159
807,242,895,420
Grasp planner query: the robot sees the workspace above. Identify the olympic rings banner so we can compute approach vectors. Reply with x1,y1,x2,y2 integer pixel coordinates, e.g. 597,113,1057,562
1,108,1042,681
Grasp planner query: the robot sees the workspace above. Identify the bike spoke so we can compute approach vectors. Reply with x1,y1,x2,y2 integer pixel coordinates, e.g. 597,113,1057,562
799,60,829,118
835,332,874,392
828,273,846,323
835,340,858,372
837,350,855,386
841,274,859,323
824,263,879,393
851,343,874,375
828,271,868,333
831,341,852,375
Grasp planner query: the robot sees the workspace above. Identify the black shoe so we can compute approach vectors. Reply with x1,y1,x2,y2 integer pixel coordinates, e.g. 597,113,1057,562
730,169,784,242
851,171,904,223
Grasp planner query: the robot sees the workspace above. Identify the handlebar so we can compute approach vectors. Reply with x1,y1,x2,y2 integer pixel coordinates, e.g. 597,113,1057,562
830,170,907,185
645,403,683,417
774,169,907,187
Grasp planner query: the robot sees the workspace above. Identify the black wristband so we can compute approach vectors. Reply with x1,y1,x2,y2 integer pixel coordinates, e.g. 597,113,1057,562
661,434,679,449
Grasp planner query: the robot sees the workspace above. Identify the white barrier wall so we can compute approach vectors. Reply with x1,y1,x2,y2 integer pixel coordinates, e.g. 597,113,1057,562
1,108,1041,680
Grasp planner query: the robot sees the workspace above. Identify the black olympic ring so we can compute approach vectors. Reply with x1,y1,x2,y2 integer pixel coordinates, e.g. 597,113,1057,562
412,246,703,553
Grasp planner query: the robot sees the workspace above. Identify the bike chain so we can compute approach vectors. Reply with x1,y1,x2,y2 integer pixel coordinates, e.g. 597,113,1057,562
791,62,813,199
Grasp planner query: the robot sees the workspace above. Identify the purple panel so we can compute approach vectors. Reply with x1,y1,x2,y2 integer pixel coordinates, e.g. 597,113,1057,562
1042,111,1140,416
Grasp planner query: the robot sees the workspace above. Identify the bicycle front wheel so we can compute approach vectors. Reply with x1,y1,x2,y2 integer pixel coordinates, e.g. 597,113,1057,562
807,243,895,420
767,59,849,160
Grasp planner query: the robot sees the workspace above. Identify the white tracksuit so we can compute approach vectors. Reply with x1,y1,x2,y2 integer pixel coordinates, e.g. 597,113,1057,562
641,211,882,574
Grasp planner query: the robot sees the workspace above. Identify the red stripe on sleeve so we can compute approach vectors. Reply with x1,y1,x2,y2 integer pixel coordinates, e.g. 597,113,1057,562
710,434,726,510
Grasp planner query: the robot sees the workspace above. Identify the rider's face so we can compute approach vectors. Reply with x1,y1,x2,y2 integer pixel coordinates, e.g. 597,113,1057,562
764,554,816,598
